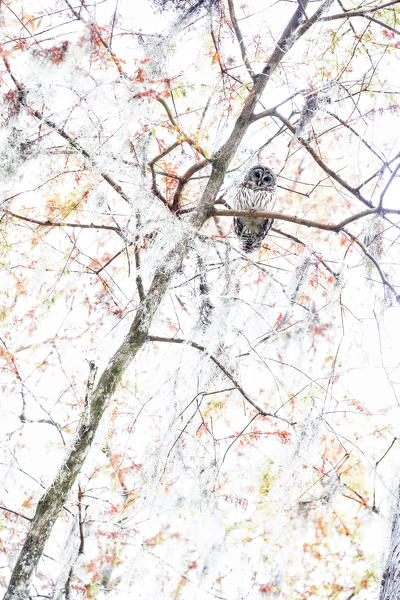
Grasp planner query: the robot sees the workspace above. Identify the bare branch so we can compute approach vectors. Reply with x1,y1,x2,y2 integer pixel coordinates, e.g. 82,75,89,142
156,96,179,128
172,159,209,212
320,1,400,36
343,228,399,299
149,141,182,206
213,206,400,232
213,206,400,298
148,336,294,425
2,52,132,206
227,0,255,79
3,209,122,233
273,109,373,208
271,226,338,277
327,110,387,166
156,96,209,158
0,506,31,522
64,0,125,74
379,160,400,208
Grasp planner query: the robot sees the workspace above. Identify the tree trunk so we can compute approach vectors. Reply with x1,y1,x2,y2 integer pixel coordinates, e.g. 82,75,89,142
380,486,400,600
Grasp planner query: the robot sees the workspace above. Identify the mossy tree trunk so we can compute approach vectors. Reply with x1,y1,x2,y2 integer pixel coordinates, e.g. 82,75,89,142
379,486,400,600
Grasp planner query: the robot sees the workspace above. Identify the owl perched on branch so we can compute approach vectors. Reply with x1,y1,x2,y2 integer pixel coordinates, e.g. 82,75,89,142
233,165,277,253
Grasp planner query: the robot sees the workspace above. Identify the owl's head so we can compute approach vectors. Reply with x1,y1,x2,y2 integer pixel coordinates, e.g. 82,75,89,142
244,165,276,188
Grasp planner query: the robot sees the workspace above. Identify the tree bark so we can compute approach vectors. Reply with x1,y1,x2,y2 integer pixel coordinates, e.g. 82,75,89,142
379,486,400,600
4,1,334,596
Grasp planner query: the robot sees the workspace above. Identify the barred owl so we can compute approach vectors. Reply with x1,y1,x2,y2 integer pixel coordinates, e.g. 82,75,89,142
233,165,277,253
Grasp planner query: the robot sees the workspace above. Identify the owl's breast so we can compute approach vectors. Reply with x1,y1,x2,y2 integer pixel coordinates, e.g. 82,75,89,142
234,185,276,211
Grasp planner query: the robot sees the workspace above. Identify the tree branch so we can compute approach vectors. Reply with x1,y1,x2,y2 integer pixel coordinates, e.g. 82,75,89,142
227,0,255,79
3,209,122,233
148,336,294,425
343,228,399,299
1,53,132,206
271,226,338,277
379,159,400,209
149,141,182,206
213,206,400,232
273,109,373,208
339,13,400,35
63,0,124,74
327,110,387,166
155,97,209,159
320,1,400,36
172,159,209,212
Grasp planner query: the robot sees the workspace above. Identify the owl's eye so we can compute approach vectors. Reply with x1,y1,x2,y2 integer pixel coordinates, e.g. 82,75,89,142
253,170,262,179
263,175,272,185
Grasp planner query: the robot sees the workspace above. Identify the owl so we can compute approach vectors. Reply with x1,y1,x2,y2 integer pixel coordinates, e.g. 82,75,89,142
233,165,277,253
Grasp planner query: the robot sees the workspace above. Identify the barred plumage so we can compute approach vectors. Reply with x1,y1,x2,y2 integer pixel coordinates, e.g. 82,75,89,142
233,165,277,253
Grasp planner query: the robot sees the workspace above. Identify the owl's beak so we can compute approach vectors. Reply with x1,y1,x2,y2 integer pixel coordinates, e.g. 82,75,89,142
257,180,261,186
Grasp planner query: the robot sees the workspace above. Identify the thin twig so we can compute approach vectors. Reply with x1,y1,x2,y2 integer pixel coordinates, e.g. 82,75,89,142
273,109,373,208
148,335,294,425
327,110,387,166
3,209,121,232
2,53,132,205
323,0,400,17
379,160,400,208
0,505,31,521
227,0,255,79
271,226,338,277
344,228,399,299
